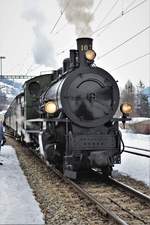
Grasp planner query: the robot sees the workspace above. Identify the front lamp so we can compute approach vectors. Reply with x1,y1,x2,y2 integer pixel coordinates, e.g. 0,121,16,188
85,50,96,61
44,101,57,114
120,103,132,114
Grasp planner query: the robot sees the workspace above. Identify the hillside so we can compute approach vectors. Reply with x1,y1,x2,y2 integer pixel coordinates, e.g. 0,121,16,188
0,79,22,111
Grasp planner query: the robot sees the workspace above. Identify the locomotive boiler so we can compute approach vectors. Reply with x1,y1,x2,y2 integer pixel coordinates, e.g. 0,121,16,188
4,38,132,179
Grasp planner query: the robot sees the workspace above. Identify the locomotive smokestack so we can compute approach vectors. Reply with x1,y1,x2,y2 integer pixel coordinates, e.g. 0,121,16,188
77,38,93,51
76,38,93,65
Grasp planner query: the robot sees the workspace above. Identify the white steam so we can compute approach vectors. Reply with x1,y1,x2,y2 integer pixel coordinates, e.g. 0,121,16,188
57,0,94,36
22,0,57,67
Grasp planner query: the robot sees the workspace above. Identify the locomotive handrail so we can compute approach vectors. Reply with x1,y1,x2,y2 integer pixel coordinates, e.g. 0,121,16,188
27,118,71,122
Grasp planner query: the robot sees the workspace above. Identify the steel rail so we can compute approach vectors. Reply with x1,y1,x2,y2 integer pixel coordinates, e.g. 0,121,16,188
109,176,150,204
48,166,129,225
125,145,150,153
4,132,14,138
124,150,150,158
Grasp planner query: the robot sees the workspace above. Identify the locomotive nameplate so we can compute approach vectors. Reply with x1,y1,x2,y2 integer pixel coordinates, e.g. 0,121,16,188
71,134,116,151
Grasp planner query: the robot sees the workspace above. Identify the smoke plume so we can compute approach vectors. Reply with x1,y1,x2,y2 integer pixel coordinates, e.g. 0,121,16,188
22,0,57,67
57,0,94,36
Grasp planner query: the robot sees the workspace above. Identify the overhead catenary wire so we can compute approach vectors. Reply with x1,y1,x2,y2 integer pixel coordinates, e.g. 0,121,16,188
57,0,103,54
54,0,103,36
22,64,43,76
111,52,150,72
56,0,147,58
97,25,150,60
54,0,140,38
56,42,75,56
78,0,104,37
27,65,45,74
55,0,104,50
125,0,138,11
91,0,104,15
25,64,35,75
96,0,120,28
50,0,70,34
54,22,68,35
57,0,147,56
121,0,124,13
91,0,147,36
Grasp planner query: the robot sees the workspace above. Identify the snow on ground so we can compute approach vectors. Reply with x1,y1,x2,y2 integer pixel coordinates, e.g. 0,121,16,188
0,110,6,115
114,129,150,187
0,145,44,225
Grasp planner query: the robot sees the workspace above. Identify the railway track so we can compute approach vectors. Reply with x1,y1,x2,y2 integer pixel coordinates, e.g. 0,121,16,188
49,167,150,225
6,135,150,225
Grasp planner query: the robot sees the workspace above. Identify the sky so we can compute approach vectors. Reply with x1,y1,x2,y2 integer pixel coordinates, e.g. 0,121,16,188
0,0,149,88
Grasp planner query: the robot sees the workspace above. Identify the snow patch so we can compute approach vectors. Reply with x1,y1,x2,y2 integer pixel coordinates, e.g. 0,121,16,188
114,130,150,186
0,110,6,115
0,145,44,224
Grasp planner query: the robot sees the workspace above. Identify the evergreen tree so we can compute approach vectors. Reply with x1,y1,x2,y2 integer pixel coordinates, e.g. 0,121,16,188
136,81,150,117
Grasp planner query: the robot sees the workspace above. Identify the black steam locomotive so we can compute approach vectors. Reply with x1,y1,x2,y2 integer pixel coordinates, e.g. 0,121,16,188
5,38,132,179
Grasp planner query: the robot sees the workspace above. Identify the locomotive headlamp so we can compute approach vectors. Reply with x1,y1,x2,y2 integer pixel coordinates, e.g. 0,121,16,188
120,103,132,114
85,50,96,61
44,101,57,114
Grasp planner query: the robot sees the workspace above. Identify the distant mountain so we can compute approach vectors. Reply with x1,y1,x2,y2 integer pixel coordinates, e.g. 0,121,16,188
0,79,22,110
1,79,22,91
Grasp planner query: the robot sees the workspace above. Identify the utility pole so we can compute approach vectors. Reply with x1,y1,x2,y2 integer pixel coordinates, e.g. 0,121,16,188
0,56,6,77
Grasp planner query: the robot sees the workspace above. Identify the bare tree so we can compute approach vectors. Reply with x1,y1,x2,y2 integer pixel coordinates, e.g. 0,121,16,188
120,80,136,116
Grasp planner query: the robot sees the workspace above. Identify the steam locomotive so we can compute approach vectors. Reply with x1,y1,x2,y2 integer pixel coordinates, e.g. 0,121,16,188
4,38,132,179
